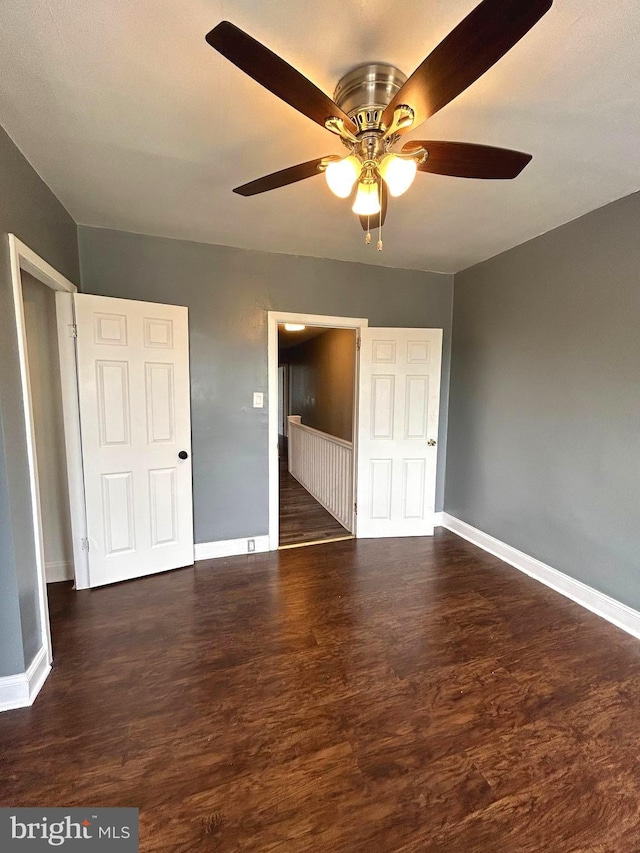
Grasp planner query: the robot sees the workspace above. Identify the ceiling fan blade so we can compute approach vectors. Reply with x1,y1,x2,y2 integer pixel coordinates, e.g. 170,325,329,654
404,141,532,179
359,183,388,231
381,0,552,135
233,157,339,197
206,22,357,134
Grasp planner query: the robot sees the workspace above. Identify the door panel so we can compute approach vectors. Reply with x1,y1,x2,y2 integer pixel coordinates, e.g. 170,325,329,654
75,294,194,586
357,328,442,538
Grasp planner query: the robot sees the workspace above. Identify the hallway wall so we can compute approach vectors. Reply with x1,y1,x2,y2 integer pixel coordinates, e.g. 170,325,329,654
282,328,356,443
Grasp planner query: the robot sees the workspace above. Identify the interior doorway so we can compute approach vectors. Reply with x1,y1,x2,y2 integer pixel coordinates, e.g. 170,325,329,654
21,272,75,585
267,312,368,550
269,314,444,550
9,234,85,674
278,323,357,548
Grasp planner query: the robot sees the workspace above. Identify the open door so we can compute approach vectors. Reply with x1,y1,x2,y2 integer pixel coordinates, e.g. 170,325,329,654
74,294,194,587
357,328,442,538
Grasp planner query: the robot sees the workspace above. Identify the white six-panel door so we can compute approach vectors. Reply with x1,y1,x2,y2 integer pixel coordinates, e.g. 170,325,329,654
74,294,194,587
357,328,442,538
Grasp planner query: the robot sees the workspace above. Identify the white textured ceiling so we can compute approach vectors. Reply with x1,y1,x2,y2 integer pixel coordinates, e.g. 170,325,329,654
1,1,639,273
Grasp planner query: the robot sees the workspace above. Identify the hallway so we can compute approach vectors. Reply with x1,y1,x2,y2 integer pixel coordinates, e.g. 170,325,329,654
279,454,351,547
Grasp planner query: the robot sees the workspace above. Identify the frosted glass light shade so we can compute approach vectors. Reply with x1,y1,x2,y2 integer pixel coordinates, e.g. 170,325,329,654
325,156,361,198
284,323,305,332
352,182,381,216
379,154,417,197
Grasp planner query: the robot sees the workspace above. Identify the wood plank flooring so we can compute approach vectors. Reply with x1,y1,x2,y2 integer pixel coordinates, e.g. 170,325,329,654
2,531,640,851
279,455,350,546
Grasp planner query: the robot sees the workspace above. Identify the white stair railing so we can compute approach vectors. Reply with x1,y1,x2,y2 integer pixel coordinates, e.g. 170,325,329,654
287,416,353,532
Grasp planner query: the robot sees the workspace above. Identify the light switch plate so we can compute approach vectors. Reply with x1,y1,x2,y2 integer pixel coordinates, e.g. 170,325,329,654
253,392,264,408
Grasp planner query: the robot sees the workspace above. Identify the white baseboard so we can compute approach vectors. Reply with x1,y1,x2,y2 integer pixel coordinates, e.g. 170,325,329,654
441,513,640,641
194,535,270,562
46,560,73,583
0,646,51,713
433,511,444,527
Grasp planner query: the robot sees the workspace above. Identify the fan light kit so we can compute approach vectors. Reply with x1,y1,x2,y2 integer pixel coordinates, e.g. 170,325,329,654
206,0,553,250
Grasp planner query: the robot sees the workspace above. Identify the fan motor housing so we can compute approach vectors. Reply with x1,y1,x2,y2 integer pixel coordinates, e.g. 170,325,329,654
334,63,407,133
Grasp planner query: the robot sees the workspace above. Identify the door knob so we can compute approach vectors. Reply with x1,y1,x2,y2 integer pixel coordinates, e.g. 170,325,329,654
427,439,436,447
178,451,189,460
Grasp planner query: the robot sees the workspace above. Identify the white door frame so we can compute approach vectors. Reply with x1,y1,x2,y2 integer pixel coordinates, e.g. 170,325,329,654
8,234,89,667
267,311,368,550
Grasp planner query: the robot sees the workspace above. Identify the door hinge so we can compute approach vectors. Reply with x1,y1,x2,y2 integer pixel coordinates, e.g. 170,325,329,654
68,323,78,338
354,502,358,515
81,538,89,552
356,336,361,350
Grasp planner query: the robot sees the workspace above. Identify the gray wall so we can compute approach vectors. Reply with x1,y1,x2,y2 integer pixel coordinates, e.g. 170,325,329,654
0,125,79,675
283,329,356,442
447,192,640,609
78,227,454,543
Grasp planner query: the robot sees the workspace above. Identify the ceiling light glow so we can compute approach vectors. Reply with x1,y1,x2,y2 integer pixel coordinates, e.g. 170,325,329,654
378,154,417,197
325,156,361,198
352,182,381,216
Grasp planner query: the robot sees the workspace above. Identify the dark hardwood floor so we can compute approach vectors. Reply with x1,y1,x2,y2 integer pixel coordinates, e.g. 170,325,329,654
279,454,350,546
2,531,640,851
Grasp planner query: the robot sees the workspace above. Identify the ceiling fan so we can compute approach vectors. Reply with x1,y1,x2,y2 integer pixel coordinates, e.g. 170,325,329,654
206,0,553,249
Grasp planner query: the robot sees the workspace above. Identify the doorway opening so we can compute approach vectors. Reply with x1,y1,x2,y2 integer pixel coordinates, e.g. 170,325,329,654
278,323,357,548
267,312,368,550
21,272,75,588
9,235,87,676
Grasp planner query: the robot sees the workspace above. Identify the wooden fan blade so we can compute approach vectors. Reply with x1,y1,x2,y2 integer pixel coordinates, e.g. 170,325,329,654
359,184,388,231
233,157,339,197
382,0,552,135
404,141,532,179
206,22,357,134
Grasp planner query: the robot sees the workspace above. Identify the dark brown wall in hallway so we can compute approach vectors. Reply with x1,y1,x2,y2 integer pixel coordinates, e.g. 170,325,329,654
282,328,356,442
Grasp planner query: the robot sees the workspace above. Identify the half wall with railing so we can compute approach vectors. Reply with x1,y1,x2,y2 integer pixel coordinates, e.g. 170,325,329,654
287,415,353,532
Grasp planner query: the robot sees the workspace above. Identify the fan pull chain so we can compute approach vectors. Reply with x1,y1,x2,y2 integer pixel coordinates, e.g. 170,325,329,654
377,183,383,252
365,213,371,245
